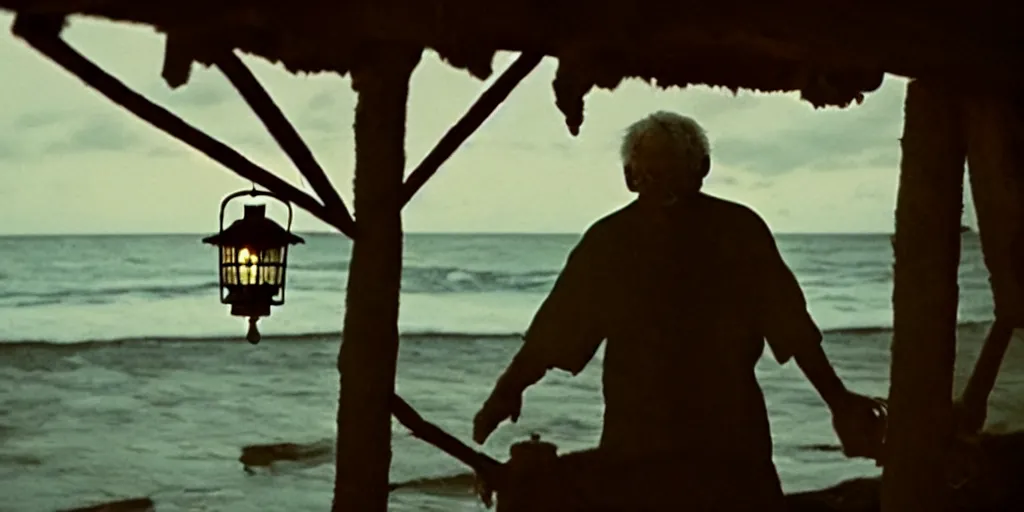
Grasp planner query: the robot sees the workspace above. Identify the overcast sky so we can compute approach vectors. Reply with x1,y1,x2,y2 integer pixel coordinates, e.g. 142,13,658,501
0,13,944,235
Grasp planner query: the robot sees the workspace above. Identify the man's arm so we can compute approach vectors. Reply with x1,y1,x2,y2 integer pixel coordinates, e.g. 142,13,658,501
473,231,607,443
750,216,847,407
751,215,887,459
487,231,607,397
793,342,850,409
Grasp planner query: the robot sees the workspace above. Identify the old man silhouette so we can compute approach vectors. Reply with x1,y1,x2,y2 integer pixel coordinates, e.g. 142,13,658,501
473,111,887,510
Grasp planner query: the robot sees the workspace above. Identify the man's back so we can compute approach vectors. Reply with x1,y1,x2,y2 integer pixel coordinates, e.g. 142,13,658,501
474,112,882,511
524,194,821,466
596,195,778,460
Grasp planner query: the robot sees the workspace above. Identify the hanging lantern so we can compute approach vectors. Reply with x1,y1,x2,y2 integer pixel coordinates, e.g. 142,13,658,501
202,189,304,344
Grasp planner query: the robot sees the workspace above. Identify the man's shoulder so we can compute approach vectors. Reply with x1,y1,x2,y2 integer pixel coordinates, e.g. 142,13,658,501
581,195,772,239
581,202,638,238
697,194,770,233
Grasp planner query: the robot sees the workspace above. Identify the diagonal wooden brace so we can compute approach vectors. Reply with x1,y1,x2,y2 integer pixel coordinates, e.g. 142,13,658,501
401,53,543,207
213,51,357,237
11,13,353,237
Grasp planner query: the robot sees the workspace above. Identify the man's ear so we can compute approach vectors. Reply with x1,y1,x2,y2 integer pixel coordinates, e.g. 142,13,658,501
699,155,711,178
624,165,638,192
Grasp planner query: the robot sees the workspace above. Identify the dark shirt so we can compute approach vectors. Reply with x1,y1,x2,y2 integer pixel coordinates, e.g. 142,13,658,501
519,193,823,468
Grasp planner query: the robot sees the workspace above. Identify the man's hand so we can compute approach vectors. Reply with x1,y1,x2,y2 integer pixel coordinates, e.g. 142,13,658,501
472,391,523,444
829,391,888,461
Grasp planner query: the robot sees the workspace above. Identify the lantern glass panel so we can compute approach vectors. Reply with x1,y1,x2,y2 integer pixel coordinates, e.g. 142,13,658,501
219,245,287,289
220,246,239,285
259,247,285,287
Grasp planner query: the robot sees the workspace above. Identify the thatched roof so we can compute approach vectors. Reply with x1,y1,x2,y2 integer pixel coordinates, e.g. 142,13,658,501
2,1,1022,133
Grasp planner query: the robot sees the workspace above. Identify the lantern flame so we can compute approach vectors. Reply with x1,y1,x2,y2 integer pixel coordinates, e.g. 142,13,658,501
238,247,259,265
237,247,260,285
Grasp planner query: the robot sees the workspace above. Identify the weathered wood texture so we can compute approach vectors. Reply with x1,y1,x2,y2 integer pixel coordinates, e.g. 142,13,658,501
966,95,1024,327
884,80,966,512
1,1,1018,89
334,44,420,511
3,1,1022,130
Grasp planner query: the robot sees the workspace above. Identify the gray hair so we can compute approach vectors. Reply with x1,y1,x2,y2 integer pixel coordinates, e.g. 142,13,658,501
619,111,710,177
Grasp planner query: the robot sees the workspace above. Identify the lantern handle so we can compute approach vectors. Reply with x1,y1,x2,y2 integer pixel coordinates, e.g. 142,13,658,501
218,188,295,233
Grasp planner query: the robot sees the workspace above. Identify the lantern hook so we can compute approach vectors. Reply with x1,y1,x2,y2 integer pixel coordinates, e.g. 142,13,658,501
218,188,295,236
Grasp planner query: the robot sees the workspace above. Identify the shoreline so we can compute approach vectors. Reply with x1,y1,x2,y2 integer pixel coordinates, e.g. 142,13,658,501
0,317,999,349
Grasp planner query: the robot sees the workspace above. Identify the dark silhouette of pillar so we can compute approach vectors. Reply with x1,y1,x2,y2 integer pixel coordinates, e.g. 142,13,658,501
333,44,421,512
882,79,965,512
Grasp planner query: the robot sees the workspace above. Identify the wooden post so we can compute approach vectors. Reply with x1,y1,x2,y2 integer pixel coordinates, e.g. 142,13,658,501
966,94,1024,327
952,93,1024,431
882,79,966,512
332,43,421,512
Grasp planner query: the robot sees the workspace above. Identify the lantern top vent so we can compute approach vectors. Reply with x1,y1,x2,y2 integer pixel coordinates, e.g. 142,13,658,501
202,203,305,250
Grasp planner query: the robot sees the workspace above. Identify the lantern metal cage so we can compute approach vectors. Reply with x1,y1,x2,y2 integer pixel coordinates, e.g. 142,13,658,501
202,189,304,343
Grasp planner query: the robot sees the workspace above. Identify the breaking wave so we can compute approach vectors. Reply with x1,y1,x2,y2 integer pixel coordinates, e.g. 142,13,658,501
0,321,992,349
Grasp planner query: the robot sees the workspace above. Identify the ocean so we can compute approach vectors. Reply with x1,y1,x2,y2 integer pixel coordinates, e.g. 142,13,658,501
1,233,1022,512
